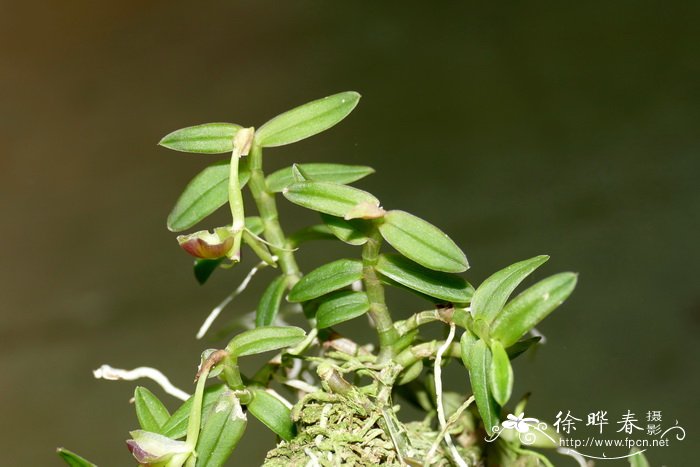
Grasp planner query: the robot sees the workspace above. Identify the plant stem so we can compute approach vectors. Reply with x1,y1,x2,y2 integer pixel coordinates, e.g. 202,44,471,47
223,356,245,390
362,227,398,360
394,309,449,335
247,144,301,286
167,366,211,467
227,129,252,262
395,340,461,369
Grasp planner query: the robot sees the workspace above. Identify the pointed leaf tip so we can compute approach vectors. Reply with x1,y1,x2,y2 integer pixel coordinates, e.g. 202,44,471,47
159,123,242,154
226,326,306,357
288,258,363,302
471,255,550,324
57,448,98,467
379,210,468,273
256,91,361,148
491,272,577,347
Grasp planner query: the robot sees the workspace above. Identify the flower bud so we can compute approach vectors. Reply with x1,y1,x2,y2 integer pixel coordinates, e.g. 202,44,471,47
126,430,191,465
177,227,236,260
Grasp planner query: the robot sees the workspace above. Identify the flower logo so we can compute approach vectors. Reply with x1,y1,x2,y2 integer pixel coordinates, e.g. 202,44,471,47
502,412,540,433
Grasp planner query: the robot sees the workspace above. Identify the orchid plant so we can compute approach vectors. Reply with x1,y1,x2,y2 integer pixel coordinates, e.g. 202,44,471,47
57,91,635,466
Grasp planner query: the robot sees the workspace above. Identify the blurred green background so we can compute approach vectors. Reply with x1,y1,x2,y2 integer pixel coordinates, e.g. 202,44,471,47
2,1,698,465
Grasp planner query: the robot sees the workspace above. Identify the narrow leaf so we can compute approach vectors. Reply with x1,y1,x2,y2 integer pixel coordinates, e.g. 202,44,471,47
488,340,513,406
195,391,247,467
226,326,306,357
134,387,171,433
463,340,500,435
522,422,561,448
506,336,541,360
471,255,549,324
57,448,97,467
491,272,577,347
376,254,474,304
160,384,227,439
379,210,468,273
397,360,423,386
321,213,369,245
459,329,479,370
194,258,225,285
287,258,363,303
256,276,287,327
291,163,308,182
167,158,251,232
159,123,241,154
379,275,458,306
256,91,360,148
247,387,296,441
316,291,370,329
266,163,375,193
628,448,650,467
288,224,336,247
283,181,380,219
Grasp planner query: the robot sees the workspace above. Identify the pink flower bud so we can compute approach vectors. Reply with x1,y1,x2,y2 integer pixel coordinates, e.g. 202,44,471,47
177,227,235,259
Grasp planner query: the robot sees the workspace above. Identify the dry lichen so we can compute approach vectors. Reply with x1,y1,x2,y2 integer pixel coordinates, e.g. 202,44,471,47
263,389,482,467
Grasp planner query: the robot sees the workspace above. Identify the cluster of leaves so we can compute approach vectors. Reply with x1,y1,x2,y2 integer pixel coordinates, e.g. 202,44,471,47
57,92,646,466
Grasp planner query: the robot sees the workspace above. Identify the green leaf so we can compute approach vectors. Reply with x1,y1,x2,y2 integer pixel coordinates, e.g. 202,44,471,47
288,224,336,247
283,181,381,219
160,384,227,439
316,291,370,329
375,254,474,304
256,91,361,148
488,340,513,406
56,448,97,467
521,422,561,448
287,258,363,303
378,276,458,306
459,329,479,369
256,276,287,327
195,391,247,467
167,158,251,232
394,329,419,354
471,255,549,324
134,387,171,433
194,258,225,285
159,123,242,154
266,163,375,193
506,336,541,360
378,210,468,273
491,272,577,347
397,360,423,386
226,326,306,357
245,216,264,235
321,213,369,245
291,163,308,182
246,387,296,441
463,339,500,435
628,448,650,467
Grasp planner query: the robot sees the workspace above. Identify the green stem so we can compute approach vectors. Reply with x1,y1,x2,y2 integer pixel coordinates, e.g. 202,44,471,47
362,227,399,360
228,150,244,261
395,340,461,369
167,366,211,467
394,309,447,335
247,144,301,286
223,356,245,390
